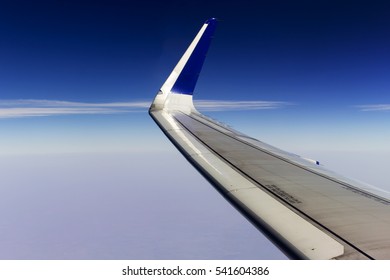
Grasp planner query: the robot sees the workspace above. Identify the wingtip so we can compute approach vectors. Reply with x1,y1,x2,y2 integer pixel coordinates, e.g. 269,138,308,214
151,18,217,113
205,18,217,24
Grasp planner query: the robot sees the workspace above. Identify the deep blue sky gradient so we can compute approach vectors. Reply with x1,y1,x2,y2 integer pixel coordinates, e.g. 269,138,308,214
1,0,390,103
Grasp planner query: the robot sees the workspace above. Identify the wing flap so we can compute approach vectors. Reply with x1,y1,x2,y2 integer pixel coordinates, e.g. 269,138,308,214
228,188,344,260
150,109,345,259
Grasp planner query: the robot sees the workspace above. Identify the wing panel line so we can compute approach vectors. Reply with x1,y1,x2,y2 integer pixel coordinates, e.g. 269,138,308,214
173,111,375,260
186,112,390,206
150,110,345,259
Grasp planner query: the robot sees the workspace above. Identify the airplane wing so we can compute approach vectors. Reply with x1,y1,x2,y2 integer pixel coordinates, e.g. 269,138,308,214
149,18,390,260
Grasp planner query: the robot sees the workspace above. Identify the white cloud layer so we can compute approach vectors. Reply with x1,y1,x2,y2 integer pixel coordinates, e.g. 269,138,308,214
356,104,390,111
0,99,290,118
0,100,150,118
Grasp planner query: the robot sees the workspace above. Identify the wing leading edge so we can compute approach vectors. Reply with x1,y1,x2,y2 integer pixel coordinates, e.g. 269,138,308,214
149,18,390,259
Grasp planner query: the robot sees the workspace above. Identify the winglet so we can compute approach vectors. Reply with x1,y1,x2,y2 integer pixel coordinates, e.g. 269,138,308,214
150,18,217,113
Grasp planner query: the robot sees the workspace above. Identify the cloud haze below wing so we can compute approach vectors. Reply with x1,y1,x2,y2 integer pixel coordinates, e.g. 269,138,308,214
0,152,287,259
0,99,291,118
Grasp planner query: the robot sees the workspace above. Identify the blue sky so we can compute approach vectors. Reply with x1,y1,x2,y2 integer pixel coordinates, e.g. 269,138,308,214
1,0,390,259
1,0,390,152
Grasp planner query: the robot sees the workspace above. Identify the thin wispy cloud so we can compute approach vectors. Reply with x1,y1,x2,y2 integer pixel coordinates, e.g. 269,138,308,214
356,104,390,112
0,99,290,118
0,100,150,118
194,100,291,111
0,100,151,108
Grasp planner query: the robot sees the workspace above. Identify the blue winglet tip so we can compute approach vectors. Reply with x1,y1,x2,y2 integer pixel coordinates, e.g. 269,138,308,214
170,18,218,96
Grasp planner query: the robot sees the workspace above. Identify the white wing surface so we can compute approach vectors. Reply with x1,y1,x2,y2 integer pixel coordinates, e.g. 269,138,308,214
149,18,390,259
